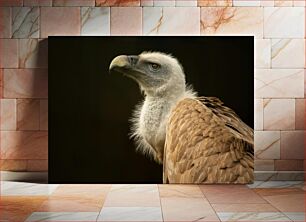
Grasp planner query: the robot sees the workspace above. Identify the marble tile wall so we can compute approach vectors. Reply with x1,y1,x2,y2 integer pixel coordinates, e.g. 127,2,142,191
0,0,304,178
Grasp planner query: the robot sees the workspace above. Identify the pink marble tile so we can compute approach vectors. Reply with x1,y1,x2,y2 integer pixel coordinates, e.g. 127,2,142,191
141,0,153,5
295,99,305,130
274,0,293,6
293,0,305,6
263,99,295,130
154,0,175,6
272,39,305,68
161,197,219,221
305,70,306,98
23,0,52,6
233,0,260,6
53,0,95,6
261,0,274,6
0,99,16,130
53,184,111,198
198,0,232,6
19,39,48,68
264,7,305,38
0,7,11,38
255,188,305,212
96,0,140,6
0,69,3,98
17,99,40,130
256,39,271,68
254,131,280,160
0,0,22,6
280,131,304,160
275,160,304,171
0,159,27,171
27,159,48,171
0,39,18,68
40,7,80,38
40,99,48,130
254,160,274,171
212,203,278,212
0,131,48,159
111,7,142,36
158,184,204,198
255,99,263,130
176,0,197,6
199,185,266,204
256,69,304,98
143,7,200,35
12,7,39,38
200,7,263,38
3,69,48,98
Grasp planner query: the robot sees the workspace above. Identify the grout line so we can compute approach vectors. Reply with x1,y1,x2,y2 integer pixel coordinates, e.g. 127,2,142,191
157,184,165,222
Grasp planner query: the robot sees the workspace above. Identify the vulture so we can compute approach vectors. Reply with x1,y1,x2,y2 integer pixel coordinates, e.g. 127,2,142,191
109,52,254,184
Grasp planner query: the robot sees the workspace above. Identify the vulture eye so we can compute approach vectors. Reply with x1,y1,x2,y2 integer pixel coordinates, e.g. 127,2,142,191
149,63,161,71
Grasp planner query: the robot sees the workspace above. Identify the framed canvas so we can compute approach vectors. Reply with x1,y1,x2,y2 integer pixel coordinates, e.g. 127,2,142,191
48,36,254,184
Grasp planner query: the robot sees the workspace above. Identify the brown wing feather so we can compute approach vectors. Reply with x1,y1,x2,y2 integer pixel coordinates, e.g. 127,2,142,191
164,97,254,184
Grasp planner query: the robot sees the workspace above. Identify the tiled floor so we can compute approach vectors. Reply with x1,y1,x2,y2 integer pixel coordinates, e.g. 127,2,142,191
0,181,305,221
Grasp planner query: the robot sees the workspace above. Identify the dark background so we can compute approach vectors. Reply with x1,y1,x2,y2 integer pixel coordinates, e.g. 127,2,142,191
48,36,254,183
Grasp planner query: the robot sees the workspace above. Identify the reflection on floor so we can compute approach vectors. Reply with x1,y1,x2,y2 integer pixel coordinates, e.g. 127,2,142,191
0,181,304,221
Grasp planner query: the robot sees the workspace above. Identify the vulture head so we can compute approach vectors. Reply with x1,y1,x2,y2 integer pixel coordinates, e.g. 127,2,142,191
109,52,186,98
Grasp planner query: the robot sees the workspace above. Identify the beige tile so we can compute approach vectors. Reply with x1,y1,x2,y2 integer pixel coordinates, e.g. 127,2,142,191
143,7,200,35
272,39,305,68
0,131,48,159
0,39,18,68
280,131,304,159
0,159,27,171
295,99,305,130
263,99,295,130
0,99,16,130
23,0,52,6
254,160,274,171
154,0,175,6
110,7,142,35
275,160,304,171
254,131,280,160
199,185,266,204
200,7,263,38
304,70,306,98
38,196,104,212
98,207,162,221
19,39,48,68
103,184,160,207
27,159,48,171
293,0,305,6
0,7,11,38
52,184,111,198
3,69,48,98
256,39,271,68
158,184,204,198
212,203,278,212
40,99,48,130
53,0,95,6
96,0,140,6
161,197,219,221
17,99,40,130
264,7,305,38
41,7,80,38
141,0,153,6
274,0,293,6
81,7,110,36
198,0,232,6
233,0,260,6
176,0,197,6
260,0,274,6
12,7,39,38
256,69,304,98
255,99,263,130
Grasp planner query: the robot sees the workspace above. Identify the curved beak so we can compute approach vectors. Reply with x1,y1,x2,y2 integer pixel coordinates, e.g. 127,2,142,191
109,55,139,74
